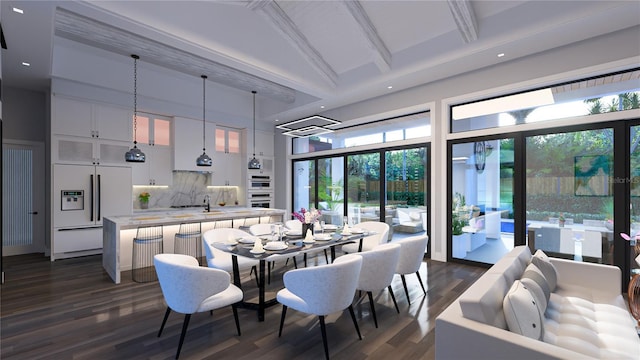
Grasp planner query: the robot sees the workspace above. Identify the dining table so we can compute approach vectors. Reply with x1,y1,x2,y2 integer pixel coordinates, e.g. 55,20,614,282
217,229,366,321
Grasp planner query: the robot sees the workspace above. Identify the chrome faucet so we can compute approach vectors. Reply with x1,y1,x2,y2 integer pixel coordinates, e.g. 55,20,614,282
204,195,211,212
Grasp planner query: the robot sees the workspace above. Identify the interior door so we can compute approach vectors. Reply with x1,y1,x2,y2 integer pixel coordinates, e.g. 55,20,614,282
2,141,45,255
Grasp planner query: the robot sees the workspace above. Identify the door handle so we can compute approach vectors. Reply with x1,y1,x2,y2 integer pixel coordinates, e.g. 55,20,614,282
28,211,38,215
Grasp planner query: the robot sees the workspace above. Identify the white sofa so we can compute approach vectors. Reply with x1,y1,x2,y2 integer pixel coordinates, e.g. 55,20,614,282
436,246,640,359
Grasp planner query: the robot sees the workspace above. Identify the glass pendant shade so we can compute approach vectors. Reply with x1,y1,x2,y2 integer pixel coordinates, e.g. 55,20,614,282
125,145,146,162
197,152,212,166
197,75,212,166
248,90,261,170
248,156,261,170
126,54,146,163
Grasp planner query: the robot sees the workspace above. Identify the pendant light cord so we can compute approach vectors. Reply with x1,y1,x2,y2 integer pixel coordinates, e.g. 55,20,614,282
202,75,207,152
132,54,139,146
252,90,257,157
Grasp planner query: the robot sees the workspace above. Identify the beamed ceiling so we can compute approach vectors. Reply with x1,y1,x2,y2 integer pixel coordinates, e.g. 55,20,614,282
2,0,639,125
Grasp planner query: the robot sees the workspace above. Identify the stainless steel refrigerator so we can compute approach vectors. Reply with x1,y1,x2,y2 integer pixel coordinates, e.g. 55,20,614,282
52,164,131,260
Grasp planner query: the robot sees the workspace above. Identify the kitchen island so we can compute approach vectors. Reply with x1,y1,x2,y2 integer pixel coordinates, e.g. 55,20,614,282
103,207,285,284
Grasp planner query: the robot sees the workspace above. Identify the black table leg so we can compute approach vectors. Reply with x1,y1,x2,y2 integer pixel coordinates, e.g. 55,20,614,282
232,255,242,291
258,259,266,321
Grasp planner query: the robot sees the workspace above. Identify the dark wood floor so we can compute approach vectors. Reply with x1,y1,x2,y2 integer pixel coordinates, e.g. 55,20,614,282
1,253,484,360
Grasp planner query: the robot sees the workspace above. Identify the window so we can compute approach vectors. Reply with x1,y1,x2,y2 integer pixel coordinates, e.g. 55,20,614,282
292,112,430,155
451,68,640,133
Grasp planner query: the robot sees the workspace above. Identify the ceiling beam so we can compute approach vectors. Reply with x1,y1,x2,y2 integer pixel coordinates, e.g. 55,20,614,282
343,0,392,73
447,0,478,43
54,8,296,103
249,0,338,87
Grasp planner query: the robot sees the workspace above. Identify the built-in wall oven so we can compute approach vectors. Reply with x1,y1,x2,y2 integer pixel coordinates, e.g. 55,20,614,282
248,192,273,208
248,174,272,191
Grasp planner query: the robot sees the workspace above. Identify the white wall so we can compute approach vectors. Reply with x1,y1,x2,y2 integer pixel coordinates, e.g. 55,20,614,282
2,87,46,142
276,25,640,262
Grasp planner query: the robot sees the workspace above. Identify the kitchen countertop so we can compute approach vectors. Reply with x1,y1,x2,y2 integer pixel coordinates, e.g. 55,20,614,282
105,207,285,228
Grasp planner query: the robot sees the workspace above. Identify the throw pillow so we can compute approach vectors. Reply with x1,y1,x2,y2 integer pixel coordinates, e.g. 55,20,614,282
503,280,543,340
520,277,547,316
521,263,551,304
531,249,558,291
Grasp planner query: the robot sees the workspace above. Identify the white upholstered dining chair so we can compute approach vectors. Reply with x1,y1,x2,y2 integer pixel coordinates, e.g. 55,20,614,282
154,254,243,359
353,242,401,328
395,235,429,304
277,254,363,360
341,221,390,253
202,228,259,286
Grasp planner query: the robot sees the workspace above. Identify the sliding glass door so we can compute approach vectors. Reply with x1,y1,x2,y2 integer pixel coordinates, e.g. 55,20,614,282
630,125,640,276
317,157,345,225
292,159,315,212
450,138,514,264
386,147,428,239
292,144,429,249
346,153,381,225
526,128,614,264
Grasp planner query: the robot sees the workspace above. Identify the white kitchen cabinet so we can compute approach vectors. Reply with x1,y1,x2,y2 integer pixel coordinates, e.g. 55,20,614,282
131,144,173,185
52,96,131,142
248,129,274,157
247,155,274,175
211,152,242,186
53,135,130,166
173,117,215,172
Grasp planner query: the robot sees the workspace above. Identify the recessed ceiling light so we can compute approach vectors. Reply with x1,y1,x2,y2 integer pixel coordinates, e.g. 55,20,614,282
275,119,279,122
497,53,505,58
22,62,31,67
320,105,325,109
13,7,24,14
387,86,393,89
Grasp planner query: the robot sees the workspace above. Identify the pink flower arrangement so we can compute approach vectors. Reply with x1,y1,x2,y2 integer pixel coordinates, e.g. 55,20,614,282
620,233,640,241
292,207,321,224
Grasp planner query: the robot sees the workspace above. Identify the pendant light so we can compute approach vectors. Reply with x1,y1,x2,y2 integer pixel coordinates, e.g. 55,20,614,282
196,75,212,166
125,54,146,163
248,90,261,170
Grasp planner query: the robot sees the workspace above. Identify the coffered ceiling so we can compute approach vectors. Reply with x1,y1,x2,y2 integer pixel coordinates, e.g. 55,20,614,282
2,1,639,125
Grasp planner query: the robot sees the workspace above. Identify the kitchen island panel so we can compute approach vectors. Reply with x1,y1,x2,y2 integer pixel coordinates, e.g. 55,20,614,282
102,208,284,283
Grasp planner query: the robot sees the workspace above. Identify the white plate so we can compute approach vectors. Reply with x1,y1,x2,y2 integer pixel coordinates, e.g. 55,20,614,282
350,228,365,234
250,249,265,254
264,242,288,251
303,239,315,244
260,235,279,242
323,224,338,230
314,234,332,241
238,236,258,244
285,230,302,236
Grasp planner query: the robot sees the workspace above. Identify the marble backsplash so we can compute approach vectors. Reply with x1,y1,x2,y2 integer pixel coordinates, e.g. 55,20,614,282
133,171,238,210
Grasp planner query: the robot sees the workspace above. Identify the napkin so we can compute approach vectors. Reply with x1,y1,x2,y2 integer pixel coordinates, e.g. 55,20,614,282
305,229,314,242
342,223,351,235
252,239,264,252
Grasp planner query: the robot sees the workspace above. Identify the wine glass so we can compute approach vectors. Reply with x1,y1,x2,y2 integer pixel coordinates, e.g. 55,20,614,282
320,220,326,234
270,224,276,240
343,216,349,227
